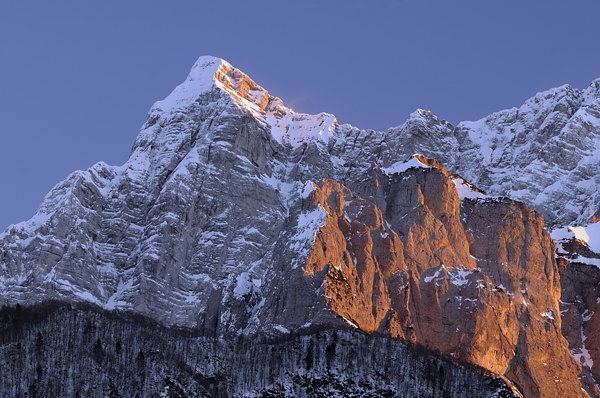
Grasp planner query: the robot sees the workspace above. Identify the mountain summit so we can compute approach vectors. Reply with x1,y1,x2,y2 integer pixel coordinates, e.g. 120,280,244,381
1,56,599,397
156,55,600,227
152,55,338,148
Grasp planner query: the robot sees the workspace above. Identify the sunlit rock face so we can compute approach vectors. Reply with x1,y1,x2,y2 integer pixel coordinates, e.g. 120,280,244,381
1,55,599,397
303,163,581,398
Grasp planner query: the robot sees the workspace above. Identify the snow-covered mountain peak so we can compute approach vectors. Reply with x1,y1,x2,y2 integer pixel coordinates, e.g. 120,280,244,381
149,55,338,148
385,108,453,139
414,108,435,117
211,61,339,148
406,108,443,124
149,55,274,117
151,55,227,113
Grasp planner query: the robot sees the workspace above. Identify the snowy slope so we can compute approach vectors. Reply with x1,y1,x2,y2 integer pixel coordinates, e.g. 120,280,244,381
1,55,598,323
0,56,350,331
380,82,600,228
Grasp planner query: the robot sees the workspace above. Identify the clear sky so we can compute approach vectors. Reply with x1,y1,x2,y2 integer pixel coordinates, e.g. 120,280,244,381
1,0,599,230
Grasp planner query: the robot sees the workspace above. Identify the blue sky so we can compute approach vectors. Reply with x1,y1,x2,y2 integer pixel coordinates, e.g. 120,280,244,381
1,0,599,229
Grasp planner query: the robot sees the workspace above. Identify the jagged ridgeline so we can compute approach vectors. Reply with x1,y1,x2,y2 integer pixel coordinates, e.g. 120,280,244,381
1,56,599,397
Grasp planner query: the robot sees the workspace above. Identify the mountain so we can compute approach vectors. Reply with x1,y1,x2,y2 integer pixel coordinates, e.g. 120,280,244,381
1,55,599,397
394,81,600,229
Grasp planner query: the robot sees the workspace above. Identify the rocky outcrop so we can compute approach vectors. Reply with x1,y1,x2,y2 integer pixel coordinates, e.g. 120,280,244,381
303,161,582,397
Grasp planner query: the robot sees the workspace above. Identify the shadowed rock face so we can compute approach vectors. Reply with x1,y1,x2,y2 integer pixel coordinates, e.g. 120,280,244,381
561,263,600,397
554,225,600,395
0,56,598,397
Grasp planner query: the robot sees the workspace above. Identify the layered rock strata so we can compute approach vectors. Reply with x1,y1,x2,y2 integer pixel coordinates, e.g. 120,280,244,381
1,56,598,397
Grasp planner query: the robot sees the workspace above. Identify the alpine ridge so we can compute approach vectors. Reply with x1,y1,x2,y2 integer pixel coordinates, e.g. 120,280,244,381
1,55,599,397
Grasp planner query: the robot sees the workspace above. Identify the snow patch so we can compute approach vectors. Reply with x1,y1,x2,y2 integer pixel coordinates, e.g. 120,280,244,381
152,56,224,113
290,204,327,257
233,272,255,299
424,266,444,283
301,181,317,199
382,155,431,175
541,310,555,320
105,277,136,310
449,267,473,286
452,178,487,200
573,329,595,369
551,222,600,267
273,324,290,334
553,225,598,249
267,111,338,148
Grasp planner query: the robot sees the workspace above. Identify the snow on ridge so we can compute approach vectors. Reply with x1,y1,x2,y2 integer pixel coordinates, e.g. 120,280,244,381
217,69,339,148
266,110,338,148
147,55,340,149
1,160,120,242
551,222,600,267
152,56,226,114
582,78,600,105
0,211,54,241
380,156,489,202
552,223,600,254
382,155,431,175
452,178,488,201
456,83,582,166
290,203,328,268
570,226,592,247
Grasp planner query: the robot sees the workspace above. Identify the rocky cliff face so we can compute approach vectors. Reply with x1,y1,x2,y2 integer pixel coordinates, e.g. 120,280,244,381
1,56,599,397
552,221,600,395
303,158,581,397
561,263,600,397
379,82,600,228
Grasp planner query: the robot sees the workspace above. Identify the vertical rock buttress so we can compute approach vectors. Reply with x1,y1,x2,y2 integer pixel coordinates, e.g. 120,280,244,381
303,163,584,397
